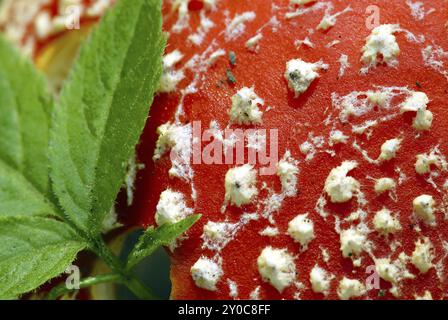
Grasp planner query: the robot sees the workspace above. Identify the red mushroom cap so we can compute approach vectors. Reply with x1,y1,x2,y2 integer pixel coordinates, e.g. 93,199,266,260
128,0,448,300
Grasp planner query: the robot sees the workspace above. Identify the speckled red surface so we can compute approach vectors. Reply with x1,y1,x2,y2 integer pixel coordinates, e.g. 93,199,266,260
128,0,448,300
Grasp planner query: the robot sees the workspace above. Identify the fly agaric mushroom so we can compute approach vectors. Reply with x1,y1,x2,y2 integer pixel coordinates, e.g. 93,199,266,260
2,0,448,300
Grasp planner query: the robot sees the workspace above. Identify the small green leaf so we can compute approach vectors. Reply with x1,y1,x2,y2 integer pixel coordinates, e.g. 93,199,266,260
49,0,165,234
126,215,201,270
0,36,56,217
0,216,87,299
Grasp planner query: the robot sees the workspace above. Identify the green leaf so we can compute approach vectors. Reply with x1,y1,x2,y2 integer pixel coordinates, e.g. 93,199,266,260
126,215,201,270
0,161,56,217
0,36,56,217
0,216,87,299
49,0,165,234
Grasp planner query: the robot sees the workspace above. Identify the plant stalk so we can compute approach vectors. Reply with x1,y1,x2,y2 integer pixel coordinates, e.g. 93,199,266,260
46,273,122,300
91,237,160,300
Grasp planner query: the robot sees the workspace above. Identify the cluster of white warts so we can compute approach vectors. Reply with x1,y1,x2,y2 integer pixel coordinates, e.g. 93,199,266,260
156,155,439,297
150,1,443,299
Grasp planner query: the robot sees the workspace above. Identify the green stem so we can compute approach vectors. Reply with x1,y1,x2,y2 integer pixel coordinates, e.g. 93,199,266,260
46,273,122,300
91,237,160,300
125,275,159,300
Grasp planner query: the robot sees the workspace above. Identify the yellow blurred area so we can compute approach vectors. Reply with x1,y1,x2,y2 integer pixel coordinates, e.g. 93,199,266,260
35,24,93,92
